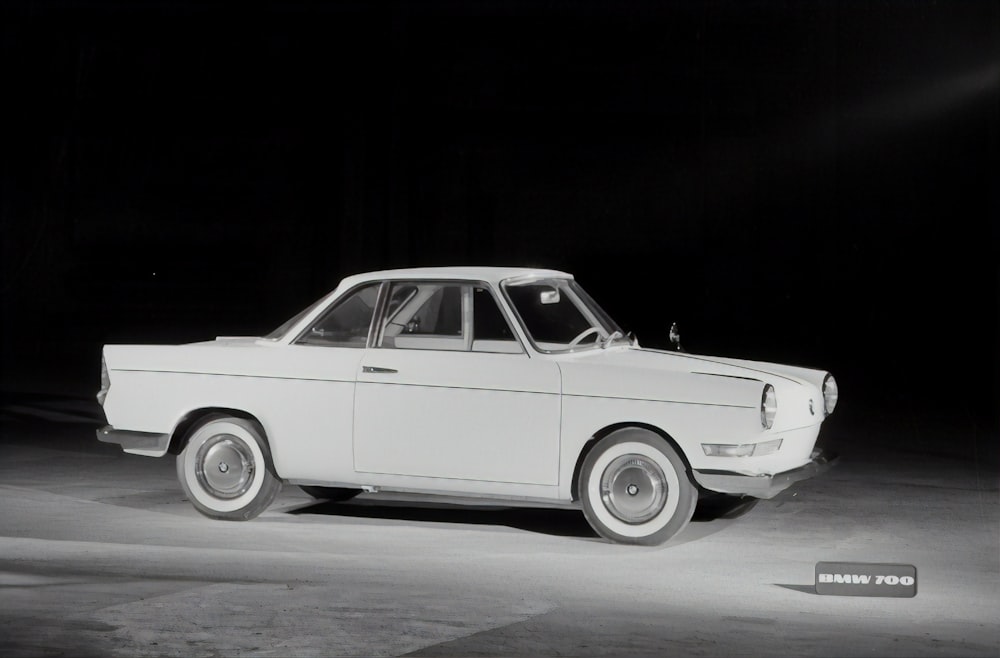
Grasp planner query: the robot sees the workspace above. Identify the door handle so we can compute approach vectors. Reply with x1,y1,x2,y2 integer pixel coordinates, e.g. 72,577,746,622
363,366,398,374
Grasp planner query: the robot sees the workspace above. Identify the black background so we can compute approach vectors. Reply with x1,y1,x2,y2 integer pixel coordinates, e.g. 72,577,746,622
2,0,997,431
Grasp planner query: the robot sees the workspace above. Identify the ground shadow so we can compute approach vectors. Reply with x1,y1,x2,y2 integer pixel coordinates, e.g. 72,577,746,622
692,493,760,521
775,584,818,595
287,490,760,540
288,498,601,539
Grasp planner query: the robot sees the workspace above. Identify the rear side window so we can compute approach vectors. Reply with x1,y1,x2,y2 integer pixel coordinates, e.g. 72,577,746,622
296,283,380,347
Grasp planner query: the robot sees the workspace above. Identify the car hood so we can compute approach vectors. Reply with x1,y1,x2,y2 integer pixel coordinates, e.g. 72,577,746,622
563,347,826,386
557,347,829,429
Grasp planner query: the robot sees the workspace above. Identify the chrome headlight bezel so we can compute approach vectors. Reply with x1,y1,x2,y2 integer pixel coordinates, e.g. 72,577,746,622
761,384,777,429
822,373,838,416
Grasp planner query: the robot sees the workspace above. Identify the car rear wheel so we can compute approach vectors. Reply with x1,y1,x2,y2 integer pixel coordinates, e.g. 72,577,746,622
300,486,361,502
579,428,697,545
177,415,281,521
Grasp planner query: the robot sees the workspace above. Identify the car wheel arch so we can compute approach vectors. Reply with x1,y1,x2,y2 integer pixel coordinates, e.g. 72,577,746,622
570,422,692,502
170,408,270,460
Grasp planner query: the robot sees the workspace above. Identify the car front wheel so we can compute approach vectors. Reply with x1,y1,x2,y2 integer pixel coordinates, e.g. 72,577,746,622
579,428,697,545
177,415,281,521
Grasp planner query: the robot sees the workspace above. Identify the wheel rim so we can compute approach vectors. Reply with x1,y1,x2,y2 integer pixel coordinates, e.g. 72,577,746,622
195,434,255,500
600,453,668,524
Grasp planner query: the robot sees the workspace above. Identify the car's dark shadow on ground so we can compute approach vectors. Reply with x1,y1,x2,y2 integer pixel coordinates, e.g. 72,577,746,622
692,493,760,521
285,491,759,540
288,498,601,538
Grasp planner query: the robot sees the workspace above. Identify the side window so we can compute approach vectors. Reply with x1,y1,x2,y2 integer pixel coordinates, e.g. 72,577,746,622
409,286,462,336
472,287,522,353
377,282,523,353
379,283,465,351
296,282,380,347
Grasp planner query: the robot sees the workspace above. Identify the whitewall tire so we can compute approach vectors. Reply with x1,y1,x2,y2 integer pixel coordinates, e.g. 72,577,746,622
579,428,697,545
177,415,281,521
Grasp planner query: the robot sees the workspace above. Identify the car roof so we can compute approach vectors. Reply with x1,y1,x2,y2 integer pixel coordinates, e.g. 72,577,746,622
337,266,573,289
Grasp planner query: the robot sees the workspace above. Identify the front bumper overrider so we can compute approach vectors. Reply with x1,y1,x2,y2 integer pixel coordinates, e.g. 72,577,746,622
692,449,837,499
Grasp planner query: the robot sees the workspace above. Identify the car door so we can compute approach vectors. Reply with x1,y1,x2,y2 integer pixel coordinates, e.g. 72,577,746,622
267,281,382,484
353,282,562,486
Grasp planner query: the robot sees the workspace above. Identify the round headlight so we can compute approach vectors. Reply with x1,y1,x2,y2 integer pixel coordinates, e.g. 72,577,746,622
822,373,838,416
761,384,777,429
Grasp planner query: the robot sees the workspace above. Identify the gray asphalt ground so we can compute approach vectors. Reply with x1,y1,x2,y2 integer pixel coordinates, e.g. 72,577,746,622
0,395,997,657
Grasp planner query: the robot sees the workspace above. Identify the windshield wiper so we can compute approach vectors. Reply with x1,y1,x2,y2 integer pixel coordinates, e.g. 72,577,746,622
601,330,624,349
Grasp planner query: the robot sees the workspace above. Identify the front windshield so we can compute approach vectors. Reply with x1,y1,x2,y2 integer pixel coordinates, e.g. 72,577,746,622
503,278,626,352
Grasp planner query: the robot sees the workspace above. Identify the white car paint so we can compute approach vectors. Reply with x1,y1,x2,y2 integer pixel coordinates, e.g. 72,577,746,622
98,266,837,540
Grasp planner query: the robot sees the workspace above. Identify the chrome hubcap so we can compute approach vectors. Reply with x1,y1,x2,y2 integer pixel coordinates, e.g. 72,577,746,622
600,454,668,524
195,434,255,499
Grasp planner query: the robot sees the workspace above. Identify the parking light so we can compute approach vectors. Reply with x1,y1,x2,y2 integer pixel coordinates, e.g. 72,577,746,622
702,438,783,457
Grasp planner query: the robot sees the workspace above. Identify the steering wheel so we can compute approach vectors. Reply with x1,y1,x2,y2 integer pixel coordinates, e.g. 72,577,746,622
568,327,603,347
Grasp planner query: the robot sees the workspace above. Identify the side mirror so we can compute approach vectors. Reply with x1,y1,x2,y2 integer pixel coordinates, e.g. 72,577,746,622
669,322,683,352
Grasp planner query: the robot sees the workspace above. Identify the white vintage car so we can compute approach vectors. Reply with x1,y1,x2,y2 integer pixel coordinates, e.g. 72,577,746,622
97,267,837,545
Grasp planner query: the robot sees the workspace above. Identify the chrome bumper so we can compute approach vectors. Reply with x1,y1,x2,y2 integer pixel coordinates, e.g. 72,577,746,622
96,425,170,452
692,449,837,499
